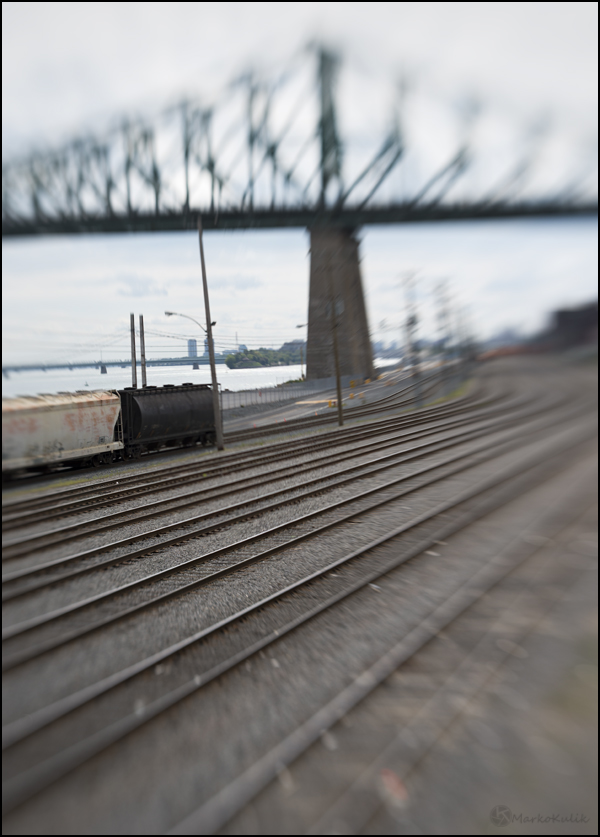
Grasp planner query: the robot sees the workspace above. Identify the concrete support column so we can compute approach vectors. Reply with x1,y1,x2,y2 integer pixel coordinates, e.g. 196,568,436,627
306,227,375,381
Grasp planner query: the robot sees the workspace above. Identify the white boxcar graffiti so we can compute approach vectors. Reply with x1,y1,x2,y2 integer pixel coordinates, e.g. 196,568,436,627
2,391,123,471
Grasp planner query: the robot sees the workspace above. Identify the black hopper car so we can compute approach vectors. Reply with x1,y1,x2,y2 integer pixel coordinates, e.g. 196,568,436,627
119,383,217,459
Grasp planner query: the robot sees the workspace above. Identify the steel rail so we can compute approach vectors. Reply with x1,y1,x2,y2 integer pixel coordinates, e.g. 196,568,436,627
0,391,562,595
306,515,595,836
223,371,445,443
177,490,596,836
1,371,441,511
2,400,590,667
2,424,594,817
0,383,497,539
1,389,528,559
0,373,464,526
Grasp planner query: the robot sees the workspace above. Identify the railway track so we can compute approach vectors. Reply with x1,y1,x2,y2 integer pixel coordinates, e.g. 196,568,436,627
2,358,596,832
2,385,529,561
1,368,448,522
0,379,486,533
1,392,583,611
3,396,589,669
222,368,447,443
208,487,598,836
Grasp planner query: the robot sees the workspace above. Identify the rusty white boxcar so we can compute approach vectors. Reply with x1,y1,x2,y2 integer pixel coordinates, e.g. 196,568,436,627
2,391,123,471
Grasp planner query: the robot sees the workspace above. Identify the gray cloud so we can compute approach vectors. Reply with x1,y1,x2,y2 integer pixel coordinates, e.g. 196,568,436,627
211,275,262,291
116,274,168,297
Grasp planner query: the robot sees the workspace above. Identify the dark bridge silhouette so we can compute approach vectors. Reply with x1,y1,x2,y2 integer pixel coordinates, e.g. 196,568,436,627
3,47,597,379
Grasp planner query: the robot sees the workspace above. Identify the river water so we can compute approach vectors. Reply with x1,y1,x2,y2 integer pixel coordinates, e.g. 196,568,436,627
1,363,309,399
2,357,403,399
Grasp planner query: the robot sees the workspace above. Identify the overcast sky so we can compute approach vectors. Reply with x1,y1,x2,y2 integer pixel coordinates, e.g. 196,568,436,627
2,2,598,365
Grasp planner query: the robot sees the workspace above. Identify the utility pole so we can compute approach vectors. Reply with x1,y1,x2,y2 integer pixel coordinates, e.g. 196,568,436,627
402,272,422,406
129,313,137,388
139,314,147,387
434,279,452,395
448,298,469,389
198,217,224,450
456,304,474,383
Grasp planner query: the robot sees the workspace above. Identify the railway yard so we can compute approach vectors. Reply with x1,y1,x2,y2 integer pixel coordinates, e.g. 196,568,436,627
2,356,598,835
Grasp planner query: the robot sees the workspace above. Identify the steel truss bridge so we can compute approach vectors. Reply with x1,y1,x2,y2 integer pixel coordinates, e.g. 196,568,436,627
2,46,597,380
2,47,597,237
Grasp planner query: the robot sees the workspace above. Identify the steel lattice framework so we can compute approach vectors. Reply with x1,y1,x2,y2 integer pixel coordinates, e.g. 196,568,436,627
2,47,597,237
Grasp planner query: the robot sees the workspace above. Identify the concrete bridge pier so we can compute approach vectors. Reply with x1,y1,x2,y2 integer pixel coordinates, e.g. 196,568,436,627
306,227,375,381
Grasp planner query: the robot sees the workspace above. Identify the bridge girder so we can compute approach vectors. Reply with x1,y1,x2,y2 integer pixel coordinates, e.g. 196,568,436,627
2,202,596,238
2,46,596,239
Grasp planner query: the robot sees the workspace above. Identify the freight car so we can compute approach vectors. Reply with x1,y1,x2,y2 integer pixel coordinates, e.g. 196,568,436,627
119,383,216,459
2,383,217,473
2,390,123,472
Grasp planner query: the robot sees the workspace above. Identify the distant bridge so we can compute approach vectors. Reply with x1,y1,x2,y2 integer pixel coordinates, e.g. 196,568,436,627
2,357,226,377
3,47,597,379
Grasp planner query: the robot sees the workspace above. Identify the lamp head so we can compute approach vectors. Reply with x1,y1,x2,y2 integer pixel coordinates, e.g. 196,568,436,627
165,311,174,316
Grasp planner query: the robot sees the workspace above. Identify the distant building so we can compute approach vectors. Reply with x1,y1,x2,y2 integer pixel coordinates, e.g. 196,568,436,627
238,344,248,353
187,339,197,358
546,301,598,349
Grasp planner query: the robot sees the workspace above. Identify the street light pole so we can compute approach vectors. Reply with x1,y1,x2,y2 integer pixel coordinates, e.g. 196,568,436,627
197,217,224,450
402,271,422,407
164,228,224,453
139,314,147,387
